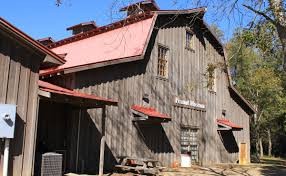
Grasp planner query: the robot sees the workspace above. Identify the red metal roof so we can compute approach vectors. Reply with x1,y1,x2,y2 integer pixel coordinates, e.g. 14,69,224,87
38,80,117,104
217,118,243,130
131,105,170,119
0,18,65,64
40,15,155,76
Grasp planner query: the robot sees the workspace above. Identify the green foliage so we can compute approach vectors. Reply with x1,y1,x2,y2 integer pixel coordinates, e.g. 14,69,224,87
228,20,286,156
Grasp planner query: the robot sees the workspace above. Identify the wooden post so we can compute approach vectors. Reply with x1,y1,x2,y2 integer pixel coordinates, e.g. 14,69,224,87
3,139,10,176
99,106,106,176
76,109,82,173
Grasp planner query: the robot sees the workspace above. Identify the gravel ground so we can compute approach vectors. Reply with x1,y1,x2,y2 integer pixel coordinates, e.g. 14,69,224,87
66,157,286,176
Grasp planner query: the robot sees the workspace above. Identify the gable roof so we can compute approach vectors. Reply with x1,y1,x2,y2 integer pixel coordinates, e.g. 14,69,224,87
40,8,208,76
0,17,65,65
40,13,156,76
36,7,255,115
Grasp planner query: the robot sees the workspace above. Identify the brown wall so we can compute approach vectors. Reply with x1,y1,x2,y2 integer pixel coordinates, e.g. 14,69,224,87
0,32,43,176
50,14,252,172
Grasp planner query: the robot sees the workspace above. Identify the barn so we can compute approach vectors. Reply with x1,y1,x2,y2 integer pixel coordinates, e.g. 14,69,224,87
37,0,256,174
0,18,117,176
1,1,256,176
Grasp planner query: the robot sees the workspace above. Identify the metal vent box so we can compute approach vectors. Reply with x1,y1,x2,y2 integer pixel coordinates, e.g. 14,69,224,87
0,104,16,138
41,152,63,176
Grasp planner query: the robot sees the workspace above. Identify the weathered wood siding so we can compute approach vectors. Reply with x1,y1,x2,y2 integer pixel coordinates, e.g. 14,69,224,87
0,32,42,176
53,14,252,172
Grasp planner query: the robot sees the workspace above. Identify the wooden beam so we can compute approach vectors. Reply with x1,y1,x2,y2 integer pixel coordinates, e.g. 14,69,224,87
38,90,51,98
64,55,143,74
99,106,106,176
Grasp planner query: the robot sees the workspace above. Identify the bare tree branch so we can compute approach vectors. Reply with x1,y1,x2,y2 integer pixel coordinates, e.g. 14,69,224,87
243,4,276,25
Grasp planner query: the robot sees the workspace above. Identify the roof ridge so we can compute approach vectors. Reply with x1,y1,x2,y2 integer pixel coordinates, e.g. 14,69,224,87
48,12,154,49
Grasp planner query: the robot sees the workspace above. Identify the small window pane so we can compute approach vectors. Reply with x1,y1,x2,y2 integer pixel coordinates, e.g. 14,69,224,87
157,46,168,78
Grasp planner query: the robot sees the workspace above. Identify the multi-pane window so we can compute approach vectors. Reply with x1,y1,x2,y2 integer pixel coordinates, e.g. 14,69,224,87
157,45,168,78
181,127,199,163
186,30,194,49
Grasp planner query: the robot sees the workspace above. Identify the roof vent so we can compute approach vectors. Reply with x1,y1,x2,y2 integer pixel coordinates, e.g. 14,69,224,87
37,37,55,46
66,21,97,35
120,0,160,17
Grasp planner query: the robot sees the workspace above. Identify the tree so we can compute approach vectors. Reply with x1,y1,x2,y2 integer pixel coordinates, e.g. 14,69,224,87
171,0,286,70
227,22,286,157
209,24,225,43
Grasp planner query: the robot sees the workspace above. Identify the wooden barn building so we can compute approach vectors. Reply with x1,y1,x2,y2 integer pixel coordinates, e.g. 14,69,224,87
0,18,117,176
0,1,256,175
38,0,256,174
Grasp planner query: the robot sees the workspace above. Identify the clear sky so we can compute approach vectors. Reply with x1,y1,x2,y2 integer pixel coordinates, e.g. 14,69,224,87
0,0,252,42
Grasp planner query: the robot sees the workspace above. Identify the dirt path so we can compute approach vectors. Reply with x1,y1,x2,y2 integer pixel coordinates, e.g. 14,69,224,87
66,157,286,176
161,158,286,176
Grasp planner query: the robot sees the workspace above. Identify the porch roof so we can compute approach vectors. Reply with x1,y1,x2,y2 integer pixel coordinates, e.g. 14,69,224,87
131,105,170,122
217,118,243,131
38,80,117,107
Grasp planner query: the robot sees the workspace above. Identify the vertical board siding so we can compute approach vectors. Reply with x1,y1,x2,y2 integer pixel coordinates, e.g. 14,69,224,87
0,34,42,176
58,15,253,172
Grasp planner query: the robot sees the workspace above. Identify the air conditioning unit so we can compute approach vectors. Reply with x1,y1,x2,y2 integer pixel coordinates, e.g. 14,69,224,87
41,152,63,176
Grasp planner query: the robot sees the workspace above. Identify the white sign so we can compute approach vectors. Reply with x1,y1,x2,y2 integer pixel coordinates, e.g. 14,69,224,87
175,98,206,109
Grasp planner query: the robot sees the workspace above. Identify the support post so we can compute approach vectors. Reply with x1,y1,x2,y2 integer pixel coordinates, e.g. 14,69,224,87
3,139,10,176
99,106,106,176
76,109,82,173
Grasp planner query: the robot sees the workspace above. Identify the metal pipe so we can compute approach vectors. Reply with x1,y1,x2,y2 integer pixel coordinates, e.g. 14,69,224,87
76,109,82,173
3,139,10,176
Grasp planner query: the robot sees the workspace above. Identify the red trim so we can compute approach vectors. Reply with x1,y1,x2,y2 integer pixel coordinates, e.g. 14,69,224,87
0,18,65,64
39,80,117,104
217,118,243,129
131,105,170,119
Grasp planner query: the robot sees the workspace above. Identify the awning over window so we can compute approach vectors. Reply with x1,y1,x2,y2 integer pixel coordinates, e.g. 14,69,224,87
38,80,117,107
217,118,243,131
131,105,171,122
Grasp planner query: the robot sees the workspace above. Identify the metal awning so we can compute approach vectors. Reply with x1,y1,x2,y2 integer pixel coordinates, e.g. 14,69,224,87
217,118,243,131
38,80,117,107
131,105,171,123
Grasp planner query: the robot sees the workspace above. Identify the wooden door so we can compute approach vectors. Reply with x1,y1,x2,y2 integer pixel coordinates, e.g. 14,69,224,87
239,143,247,165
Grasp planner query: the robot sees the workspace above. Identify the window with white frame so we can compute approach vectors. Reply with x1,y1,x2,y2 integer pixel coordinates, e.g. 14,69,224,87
157,45,168,78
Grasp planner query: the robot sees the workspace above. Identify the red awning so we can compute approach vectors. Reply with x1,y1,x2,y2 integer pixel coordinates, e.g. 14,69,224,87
131,105,170,121
38,80,117,106
217,118,243,131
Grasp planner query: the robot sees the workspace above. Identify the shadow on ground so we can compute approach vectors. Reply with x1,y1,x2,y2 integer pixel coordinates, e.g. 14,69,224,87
161,158,286,176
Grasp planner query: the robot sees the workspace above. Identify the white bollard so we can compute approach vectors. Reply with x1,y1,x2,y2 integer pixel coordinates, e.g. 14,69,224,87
3,139,10,176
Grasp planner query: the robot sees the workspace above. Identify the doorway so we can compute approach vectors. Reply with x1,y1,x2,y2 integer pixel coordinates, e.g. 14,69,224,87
34,100,78,175
180,127,199,166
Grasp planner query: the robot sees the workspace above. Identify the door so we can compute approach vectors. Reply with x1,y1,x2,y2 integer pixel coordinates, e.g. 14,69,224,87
180,127,199,166
239,143,247,165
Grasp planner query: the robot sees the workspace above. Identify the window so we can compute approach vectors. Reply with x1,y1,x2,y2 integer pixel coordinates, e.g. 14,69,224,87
186,30,194,50
157,45,168,78
208,70,217,92
181,127,199,163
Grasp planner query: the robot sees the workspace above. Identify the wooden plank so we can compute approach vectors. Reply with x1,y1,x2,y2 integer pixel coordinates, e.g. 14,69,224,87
21,58,40,176
0,37,11,103
6,46,25,176
0,36,11,176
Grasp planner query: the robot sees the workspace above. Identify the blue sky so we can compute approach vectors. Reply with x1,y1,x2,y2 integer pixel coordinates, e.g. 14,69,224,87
0,0,252,42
